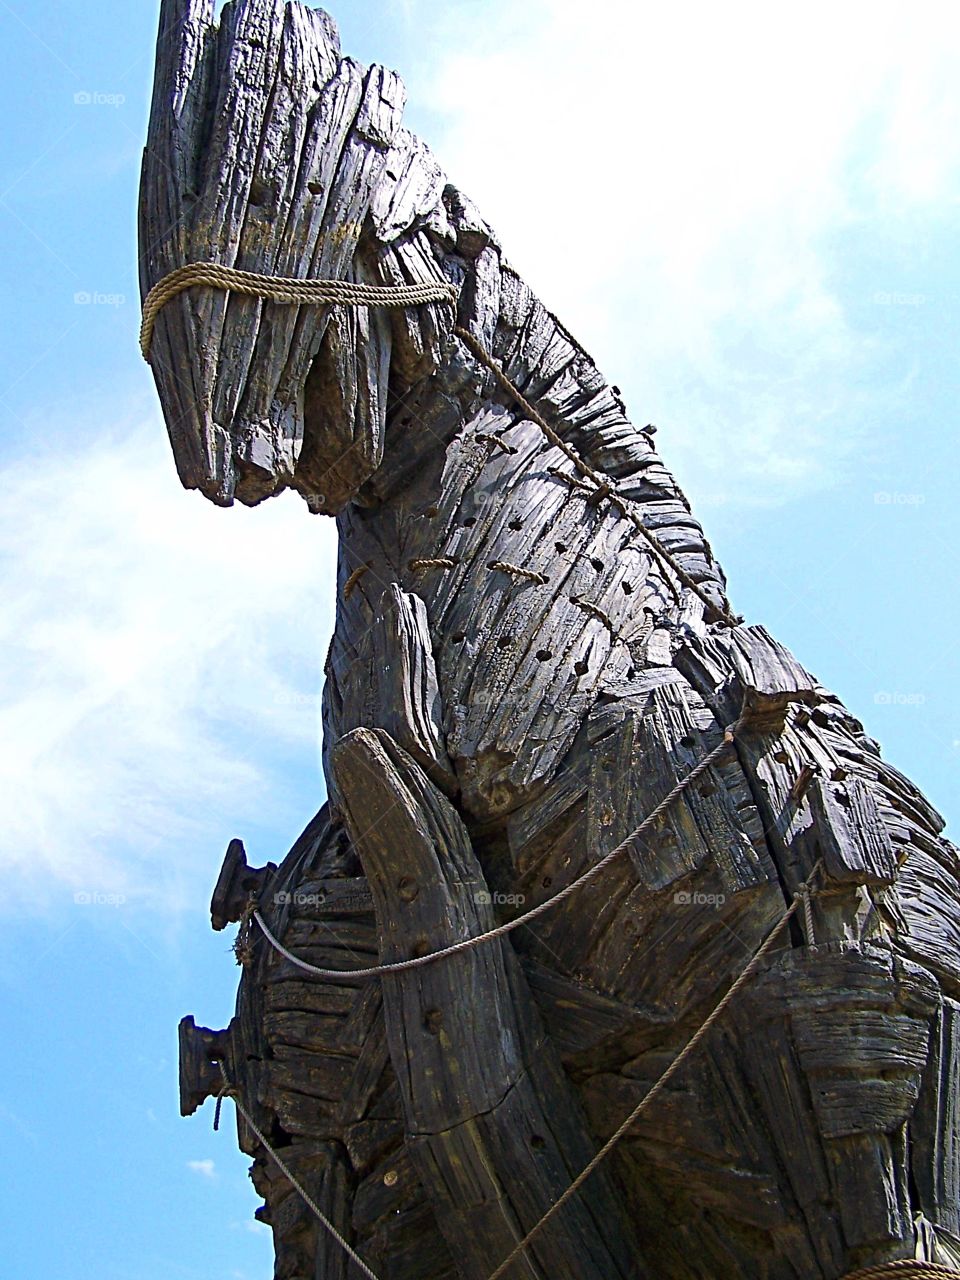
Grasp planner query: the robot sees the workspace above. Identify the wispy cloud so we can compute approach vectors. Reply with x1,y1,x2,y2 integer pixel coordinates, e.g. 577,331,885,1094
187,1159,216,1180
411,0,960,507
0,396,337,915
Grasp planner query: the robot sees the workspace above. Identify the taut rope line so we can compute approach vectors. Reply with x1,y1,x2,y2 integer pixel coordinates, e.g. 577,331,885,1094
453,324,741,627
843,1266,960,1279
486,863,824,1279
216,1065,383,1280
218,861,827,1280
251,717,746,981
139,262,740,626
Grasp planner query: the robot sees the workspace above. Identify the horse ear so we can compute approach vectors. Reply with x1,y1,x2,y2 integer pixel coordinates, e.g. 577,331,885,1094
139,0,404,508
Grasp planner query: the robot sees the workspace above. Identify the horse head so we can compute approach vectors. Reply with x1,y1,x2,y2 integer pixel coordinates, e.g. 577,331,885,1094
140,0,473,513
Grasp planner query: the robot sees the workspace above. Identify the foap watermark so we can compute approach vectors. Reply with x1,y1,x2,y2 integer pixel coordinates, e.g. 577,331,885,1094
275,890,326,908
274,889,370,910
474,889,525,907
274,690,320,707
74,890,127,908
674,890,725,908
872,290,925,307
874,691,926,707
74,90,126,108
74,290,126,307
874,491,925,506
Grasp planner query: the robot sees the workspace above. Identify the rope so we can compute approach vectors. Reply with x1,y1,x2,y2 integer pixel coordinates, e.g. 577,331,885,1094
843,1265,959,1279
453,325,741,627
252,718,744,980
408,557,457,572
139,261,458,360
799,882,817,948
217,1065,383,1280
342,563,370,601
571,596,614,630
485,859,825,1280
139,263,740,627
488,560,548,584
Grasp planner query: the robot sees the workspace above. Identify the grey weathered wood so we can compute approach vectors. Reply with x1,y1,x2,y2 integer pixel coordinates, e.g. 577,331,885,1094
146,2,960,1276
332,726,643,1280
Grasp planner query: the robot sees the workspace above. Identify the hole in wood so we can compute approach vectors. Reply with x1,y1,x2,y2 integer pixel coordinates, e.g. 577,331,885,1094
508,519,523,530
422,506,439,518
397,876,419,903
574,660,589,676
536,649,552,662
249,178,272,206
424,1009,443,1035
307,179,323,196
463,516,477,526
497,635,512,649
451,632,465,644
621,581,634,594
601,758,614,772
773,750,790,764
529,1134,546,1151
626,667,636,679
555,542,567,553
591,558,604,572
269,1118,294,1150
680,735,695,749
411,937,431,959
542,876,553,889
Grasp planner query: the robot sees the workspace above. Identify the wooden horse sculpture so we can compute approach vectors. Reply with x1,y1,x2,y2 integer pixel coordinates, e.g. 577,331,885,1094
141,3,960,1276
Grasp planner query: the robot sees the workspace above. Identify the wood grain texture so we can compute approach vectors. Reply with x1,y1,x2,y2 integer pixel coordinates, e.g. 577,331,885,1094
147,2,960,1276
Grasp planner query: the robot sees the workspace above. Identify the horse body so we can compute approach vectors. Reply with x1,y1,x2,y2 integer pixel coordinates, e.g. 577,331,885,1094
143,3,960,1276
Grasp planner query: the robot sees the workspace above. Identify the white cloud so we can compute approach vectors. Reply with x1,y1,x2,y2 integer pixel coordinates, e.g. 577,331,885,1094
0,396,338,914
187,1159,217,1180
407,0,960,506
6,1,956,918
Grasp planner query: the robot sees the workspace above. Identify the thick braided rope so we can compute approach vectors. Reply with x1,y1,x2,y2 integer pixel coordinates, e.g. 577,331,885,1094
140,263,739,627
139,261,458,360
453,325,741,627
252,716,746,981
485,859,824,1280
843,1264,959,1279
218,1066,383,1280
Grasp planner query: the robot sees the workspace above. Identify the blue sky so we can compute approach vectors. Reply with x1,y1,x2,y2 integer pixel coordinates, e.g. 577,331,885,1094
0,1,958,1276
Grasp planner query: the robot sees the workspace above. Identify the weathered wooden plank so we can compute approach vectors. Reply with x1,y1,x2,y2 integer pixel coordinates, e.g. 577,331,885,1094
148,4,960,1276
337,584,456,792
807,775,899,886
332,726,644,1279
